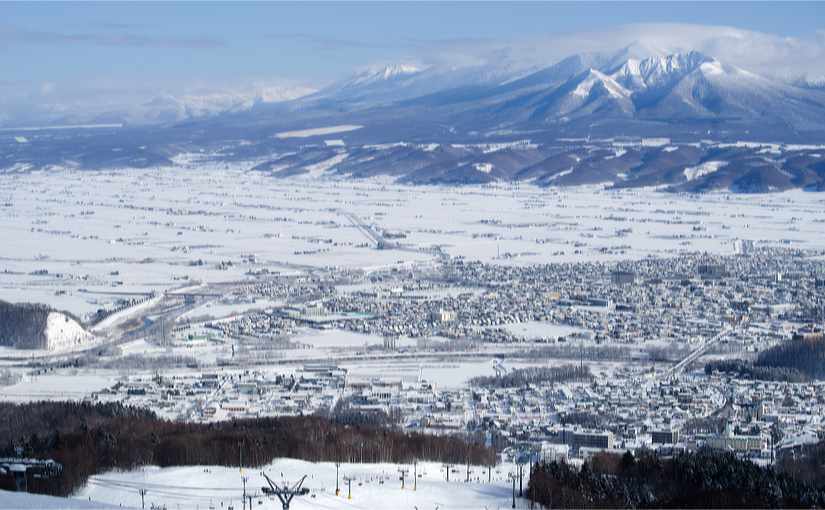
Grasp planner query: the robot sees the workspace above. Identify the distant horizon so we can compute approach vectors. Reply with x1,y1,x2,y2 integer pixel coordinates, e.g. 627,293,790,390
2,2,824,127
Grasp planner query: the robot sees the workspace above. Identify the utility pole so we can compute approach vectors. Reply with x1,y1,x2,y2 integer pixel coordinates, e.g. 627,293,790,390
518,461,524,497
139,488,147,509
488,464,492,484
398,467,409,490
466,458,470,483
343,476,354,500
335,462,340,496
442,463,450,482
261,473,308,510
580,340,583,370
509,473,516,509
413,461,417,491
239,442,247,510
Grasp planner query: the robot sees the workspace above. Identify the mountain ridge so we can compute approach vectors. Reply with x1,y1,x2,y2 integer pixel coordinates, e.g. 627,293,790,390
2,48,824,193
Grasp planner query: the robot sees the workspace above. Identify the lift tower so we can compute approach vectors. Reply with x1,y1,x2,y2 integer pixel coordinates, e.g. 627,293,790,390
261,473,309,510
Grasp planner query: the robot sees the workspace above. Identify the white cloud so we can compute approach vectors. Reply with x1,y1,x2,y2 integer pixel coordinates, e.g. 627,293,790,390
134,83,316,123
414,23,825,82
0,79,317,127
3,23,825,127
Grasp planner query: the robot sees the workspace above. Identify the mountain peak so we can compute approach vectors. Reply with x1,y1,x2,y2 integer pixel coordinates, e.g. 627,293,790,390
610,50,717,90
347,63,424,87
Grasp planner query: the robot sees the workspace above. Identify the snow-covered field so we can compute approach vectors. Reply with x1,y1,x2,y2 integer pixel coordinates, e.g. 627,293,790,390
0,370,119,402
499,321,586,340
0,490,121,509
75,459,526,510
2,167,823,319
274,124,363,138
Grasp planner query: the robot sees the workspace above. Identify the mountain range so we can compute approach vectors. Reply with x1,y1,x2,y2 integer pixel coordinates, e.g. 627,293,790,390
2,47,825,192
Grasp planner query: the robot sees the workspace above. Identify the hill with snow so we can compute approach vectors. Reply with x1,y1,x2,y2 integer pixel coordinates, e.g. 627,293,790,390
2,48,824,192
0,301,94,352
75,459,525,510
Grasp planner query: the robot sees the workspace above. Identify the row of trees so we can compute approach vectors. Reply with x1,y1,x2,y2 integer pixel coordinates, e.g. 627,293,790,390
705,336,825,382
704,359,807,382
528,448,825,508
469,364,591,388
0,401,494,496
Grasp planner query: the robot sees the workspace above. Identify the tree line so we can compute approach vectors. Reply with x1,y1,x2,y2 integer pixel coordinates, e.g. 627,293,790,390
705,336,825,382
704,359,807,382
469,364,591,388
755,336,825,379
0,401,494,496
528,448,825,508
0,300,52,349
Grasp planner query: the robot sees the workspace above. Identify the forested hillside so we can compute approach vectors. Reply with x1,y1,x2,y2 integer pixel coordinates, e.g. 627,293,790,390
706,336,825,381
756,336,825,379
528,449,825,508
0,300,51,349
0,401,494,496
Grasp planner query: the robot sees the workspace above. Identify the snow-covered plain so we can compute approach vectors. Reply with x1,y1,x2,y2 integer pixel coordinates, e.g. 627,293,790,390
2,166,823,320
0,371,118,402
76,459,526,510
0,489,121,509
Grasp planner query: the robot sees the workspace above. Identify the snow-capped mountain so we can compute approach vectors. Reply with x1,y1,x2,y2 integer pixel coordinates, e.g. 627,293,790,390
308,63,427,105
609,50,712,91
308,61,530,108
425,50,825,134
4,48,825,193
2,85,317,127
133,85,317,124
343,64,425,88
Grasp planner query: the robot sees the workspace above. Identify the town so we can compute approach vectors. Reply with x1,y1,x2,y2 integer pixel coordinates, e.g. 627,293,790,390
55,244,825,470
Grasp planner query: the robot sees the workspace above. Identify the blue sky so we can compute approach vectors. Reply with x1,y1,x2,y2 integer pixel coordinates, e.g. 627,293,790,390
4,2,824,83
1,2,824,125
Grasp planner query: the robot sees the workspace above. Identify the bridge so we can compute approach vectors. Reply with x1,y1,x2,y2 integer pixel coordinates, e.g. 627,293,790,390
660,327,732,381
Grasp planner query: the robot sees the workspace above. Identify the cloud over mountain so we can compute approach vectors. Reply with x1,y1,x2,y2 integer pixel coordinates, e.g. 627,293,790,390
3,23,825,128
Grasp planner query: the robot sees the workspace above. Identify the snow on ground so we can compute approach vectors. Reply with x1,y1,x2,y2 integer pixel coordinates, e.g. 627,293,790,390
0,489,123,509
45,312,94,351
500,320,587,340
90,295,164,333
341,357,600,389
0,371,118,402
473,162,493,174
274,125,363,139
178,298,284,321
291,329,385,349
1,167,824,319
684,160,727,181
547,168,573,181
302,152,348,178
77,459,526,510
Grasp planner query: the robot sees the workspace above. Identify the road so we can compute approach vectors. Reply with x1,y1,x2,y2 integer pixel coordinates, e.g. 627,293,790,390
659,327,732,381
339,210,384,248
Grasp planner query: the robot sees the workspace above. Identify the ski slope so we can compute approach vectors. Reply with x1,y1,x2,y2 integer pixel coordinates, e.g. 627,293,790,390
76,459,528,510
0,489,121,509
